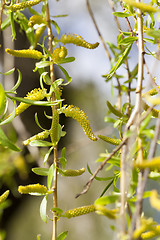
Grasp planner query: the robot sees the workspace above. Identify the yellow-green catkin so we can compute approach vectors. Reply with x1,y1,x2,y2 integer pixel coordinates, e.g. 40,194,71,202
0,190,10,205
142,87,160,97
95,205,117,219
60,34,99,49
5,49,43,60
28,15,46,27
61,105,97,141
142,101,159,118
150,190,160,211
98,135,121,146
15,88,47,117
23,130,50,145
52,46,68,63
141,225,160,239
123,0,157,13
6,0,42,11
59,168,85,177
18,183,48,194
134,157,160,171
64,205,96,218
50,109,59,145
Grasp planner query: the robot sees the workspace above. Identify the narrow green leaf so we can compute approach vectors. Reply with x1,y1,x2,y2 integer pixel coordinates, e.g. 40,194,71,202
44,146,54,164
57,64,72,85
104,44,132,80
95,195,119,205
50,20,60,37
32,167,49,176
145,29,160,39
100,180,114,197
118,36,138,46
0,101,16,126
1,16,10,30
58,57,75,64
40,195,48,223
10,69,22,91
0,84,6,116
112,12,132,18
107,101,123,117
0,68,15,76
30,140,53,147
36,61,52,69
0,127,21,151
10,12,16,40
47,164,55,190
35,113,46,131
57,231,68,240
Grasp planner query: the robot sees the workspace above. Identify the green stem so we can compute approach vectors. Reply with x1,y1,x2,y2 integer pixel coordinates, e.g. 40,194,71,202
45,3,58,240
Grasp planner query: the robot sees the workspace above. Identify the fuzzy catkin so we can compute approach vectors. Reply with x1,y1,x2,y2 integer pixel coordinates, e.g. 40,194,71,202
141,225,160,239
0,190,10,205
5,49,43,60
52,46,68,63
23,130,50,145
15,88,47,117
18,184,48,194
28,15,46,27
60,34,99,49
98,135,121,145
50,110,59,144
6,0,42,11
64,205,96,218
61,105,97,141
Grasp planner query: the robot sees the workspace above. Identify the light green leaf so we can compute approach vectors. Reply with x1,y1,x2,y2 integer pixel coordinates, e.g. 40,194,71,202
40,195,48,223
118,36,138,46
0,127,21,151
10,12,16,40
57,65,72,85
36,61,52,69
44,146,54,164
112,12,132,18
145,29,160,39
10,69,22,91
94,195,119,205
0,101,16,125
0,68,15,76
32,167,49,176
104,44,132,80
57,231,68,240
58,57,75,64
30,140,53,147
48,164,55,190
0,84,6,116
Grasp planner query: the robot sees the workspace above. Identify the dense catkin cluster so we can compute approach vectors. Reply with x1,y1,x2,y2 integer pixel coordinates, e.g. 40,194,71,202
23,130,50,145
59,168,85,177
52,46,68,63
134,157,160,171
0,190,10,205
60,34,99,49
6,0,42,11
64,205,96,218
50,110,59,144
98,135,121,145
141,225,160,239
5,49,43,60
18,184,48,194
15,88,47,117
61,105,97,141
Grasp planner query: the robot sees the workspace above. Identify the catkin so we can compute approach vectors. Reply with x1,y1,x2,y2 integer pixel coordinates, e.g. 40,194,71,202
6,0,42,11
18,183,48,194
150,190,160,211
134,157,160,171
15,88,47,117
141,225,160,239
23,130,50,145
60,34,99,49
0,190,10,205
5,49,43,60
64,205,96,218
61,105,97,141
59,168,85,177
52,46,68,63
98,135,121,146
50,110,59,144
28,15,46,27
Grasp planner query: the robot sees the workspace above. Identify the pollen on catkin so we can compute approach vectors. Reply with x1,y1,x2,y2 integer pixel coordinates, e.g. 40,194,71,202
6,0,42,11
23,130,50,145
50,110,59,145
5,49,43,60
0,190,10,205
98,135,121,146
61,105,97,141
15,88,47,117
52,46,68,63
18,184,48,194
28,15,46,27
64,205,96,218
60,34,99,49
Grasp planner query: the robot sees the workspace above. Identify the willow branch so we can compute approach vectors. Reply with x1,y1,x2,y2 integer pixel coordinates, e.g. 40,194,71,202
75,137,127,198
0,0,5,32
86,0,111,61
46,4,57,240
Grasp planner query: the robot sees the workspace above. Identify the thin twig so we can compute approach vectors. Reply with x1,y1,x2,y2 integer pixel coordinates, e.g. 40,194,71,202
86,0,111,61
75,137,127,198
0,0,5,32
45,4,57,240
128,111,160,239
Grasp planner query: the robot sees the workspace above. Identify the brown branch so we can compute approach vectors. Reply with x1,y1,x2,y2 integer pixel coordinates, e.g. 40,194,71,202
0,0,5,32
75,137,127,198
86,0,111,61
